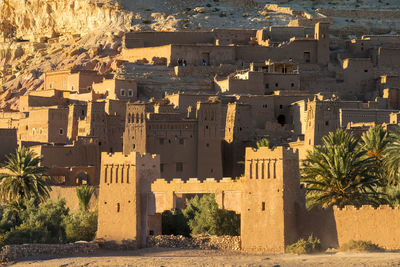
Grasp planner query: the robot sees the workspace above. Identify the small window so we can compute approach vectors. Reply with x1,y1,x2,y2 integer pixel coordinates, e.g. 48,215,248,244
128,89,133,97
364,69,368,73
159,138,164,145
265,83,269,89
279,104,283,109
88,86,92,91
32,128,36,136
25,125,28,130
71,85,75,90
39,128,43,134
120,89,126,96
117,203,120,213
206,143,210,147
176,162,183,172
291,83,294,87
262,202,265,211
160,164,164,172
179,138,184,145
59,128,64,135
321,33,326,39
49,82,53,89
325,121,329,126
275,83,279,87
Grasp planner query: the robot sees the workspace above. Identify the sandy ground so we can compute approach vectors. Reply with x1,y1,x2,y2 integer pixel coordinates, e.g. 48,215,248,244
7,248,400,267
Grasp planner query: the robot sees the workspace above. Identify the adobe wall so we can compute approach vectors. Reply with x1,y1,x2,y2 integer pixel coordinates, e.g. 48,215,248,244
0,129,17,162
170,45,236,66
49,186,99,212
241,147,301,253
18,108,69,144
150,177,243,214
121,45,172,65
123,29,256,48
297,205,400,250
31,142,100,185
235,40,318,64
339,108,393,127
377,48,400,68
92,79,137,101
97,152,160,248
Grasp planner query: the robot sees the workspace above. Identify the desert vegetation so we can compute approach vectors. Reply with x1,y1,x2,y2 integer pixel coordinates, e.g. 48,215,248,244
162,194,240,237
0,148,97,246
302,125,400,209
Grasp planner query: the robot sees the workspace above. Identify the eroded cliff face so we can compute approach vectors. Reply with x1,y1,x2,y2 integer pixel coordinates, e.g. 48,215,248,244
1,0,132,41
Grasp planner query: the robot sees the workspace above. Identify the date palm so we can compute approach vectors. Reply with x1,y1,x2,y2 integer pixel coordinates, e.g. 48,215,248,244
301,129,385,209
76,185,95,212
0,147,51,204
360,125,389,185
384,125,400,184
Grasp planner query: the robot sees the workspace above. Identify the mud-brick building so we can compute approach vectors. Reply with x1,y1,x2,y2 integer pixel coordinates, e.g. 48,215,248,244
97,146,400,252
123,98,223,180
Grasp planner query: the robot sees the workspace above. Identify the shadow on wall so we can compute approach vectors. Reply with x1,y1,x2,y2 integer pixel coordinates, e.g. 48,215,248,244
296,203,339,249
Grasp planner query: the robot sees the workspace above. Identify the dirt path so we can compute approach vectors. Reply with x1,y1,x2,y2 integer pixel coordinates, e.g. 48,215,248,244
7,248,400,267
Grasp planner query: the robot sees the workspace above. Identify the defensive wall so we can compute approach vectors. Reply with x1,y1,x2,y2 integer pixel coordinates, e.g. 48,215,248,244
150,177,242,214
96,146,400,253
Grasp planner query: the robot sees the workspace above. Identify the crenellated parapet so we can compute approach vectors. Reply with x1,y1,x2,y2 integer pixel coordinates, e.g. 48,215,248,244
150,177,243,214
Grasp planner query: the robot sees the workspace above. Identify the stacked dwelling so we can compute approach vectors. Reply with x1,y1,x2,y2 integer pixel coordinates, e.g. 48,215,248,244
2,22,400,250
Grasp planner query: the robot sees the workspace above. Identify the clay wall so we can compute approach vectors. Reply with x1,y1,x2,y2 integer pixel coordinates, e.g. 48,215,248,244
257,26,306,44
97,152,160,247
377,48,400,68
92,78,137,101
49,186,99,211
222,71,264,95
170,45,236,66
196,101,223,179
150,177,243,214
339,108,393,127
18,108,69,144
0,112,25,129
342,58,375,99
123,29,256,48
235,40,318,64
19,90,69,112
264,73,300,93
121,45,172,65
241,147,301,253
0,129,17,162
30,141,100,185
297,205,400,250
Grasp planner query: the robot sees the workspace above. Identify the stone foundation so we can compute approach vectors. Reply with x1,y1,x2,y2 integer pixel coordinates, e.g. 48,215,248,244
0,242,99,262
147,235,241,251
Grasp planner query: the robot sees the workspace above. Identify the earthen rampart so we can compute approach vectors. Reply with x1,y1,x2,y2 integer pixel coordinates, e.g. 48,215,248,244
150,177,242,213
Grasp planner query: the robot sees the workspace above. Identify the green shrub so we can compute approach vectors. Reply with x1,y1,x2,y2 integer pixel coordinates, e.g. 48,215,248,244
161,209,190,237
286,235,322,254
183,194,240,236
0,199,69,246
64,211,98,242
339,240,383,252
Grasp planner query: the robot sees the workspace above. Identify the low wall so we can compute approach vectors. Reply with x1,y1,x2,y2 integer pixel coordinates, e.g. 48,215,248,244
0,242,99,262
49,186,99,212
147,235,241,250
174,65,237,77
298,205,400,250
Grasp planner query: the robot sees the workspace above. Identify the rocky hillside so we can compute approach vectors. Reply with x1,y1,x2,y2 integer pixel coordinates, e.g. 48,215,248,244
1,0,400,110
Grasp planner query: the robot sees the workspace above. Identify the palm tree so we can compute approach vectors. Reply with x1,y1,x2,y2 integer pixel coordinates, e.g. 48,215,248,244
76,185,95,212
301,129,386,209
0,147,51,204
384,125,400,184
360,125,389,185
